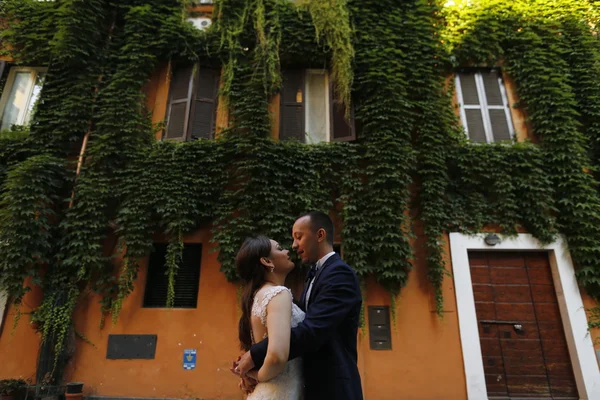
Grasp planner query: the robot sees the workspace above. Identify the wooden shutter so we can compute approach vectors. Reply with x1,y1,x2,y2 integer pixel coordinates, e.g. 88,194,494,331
330,82,356,141
483,70,512,142
143,243,202,308
189,68,220,140
165,64,194,141
280,70,305,141
459,72,486,143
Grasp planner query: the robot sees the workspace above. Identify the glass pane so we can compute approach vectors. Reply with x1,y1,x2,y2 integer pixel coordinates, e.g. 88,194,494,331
465,109,487,143
23,73,45,126
305,72,328,144
1,72,32,131
459,72,480,105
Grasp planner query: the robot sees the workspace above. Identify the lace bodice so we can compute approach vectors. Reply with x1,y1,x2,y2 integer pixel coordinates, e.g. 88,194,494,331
251,285,305,339
248,285,305,400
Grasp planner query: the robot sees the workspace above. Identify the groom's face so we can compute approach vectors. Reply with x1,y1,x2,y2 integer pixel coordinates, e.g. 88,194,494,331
292,216,319,264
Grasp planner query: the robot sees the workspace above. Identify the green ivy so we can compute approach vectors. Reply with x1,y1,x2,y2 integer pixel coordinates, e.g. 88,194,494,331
0,0,598,381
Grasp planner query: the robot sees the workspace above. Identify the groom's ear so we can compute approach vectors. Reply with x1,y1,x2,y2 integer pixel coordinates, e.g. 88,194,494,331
316,228,326,243
259,257,273,268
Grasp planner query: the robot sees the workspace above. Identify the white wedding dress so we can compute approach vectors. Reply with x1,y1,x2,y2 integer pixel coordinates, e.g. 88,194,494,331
248,285,305,400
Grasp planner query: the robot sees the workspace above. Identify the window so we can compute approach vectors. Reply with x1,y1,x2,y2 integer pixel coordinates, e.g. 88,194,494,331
455,69,514,143
164,64,220,141
0,65,46,131
143,243,202,308
280,69,355,143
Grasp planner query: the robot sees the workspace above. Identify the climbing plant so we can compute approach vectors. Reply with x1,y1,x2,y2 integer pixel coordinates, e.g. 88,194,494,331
0,0,598,379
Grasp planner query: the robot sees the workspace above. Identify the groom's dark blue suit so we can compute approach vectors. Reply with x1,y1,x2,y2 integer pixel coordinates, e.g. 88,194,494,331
250,253,363,400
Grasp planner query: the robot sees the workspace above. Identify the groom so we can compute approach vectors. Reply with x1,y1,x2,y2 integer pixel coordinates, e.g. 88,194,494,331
235,211,364,399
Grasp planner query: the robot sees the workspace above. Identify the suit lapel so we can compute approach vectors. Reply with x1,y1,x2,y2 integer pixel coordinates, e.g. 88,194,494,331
306,253,340,309
299,278,309,311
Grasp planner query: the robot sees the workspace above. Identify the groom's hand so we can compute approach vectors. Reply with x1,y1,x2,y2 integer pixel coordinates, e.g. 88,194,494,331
237,351,255,376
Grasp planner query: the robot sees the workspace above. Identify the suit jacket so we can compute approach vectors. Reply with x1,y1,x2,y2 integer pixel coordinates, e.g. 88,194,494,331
250,253,364,400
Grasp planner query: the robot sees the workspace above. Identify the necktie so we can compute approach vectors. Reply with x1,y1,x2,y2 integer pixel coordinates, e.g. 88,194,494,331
305,264,317,283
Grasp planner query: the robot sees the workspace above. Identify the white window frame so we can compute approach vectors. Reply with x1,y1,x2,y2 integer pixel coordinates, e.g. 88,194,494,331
0,67,47,130
455,70,515,143
0,289,7,336
304,69,331,144
449,233,600,400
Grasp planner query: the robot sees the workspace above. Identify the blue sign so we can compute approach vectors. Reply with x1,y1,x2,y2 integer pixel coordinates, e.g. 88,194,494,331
183,349,197,370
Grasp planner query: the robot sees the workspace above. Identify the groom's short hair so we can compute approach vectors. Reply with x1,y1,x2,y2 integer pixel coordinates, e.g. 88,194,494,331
299,210,334,246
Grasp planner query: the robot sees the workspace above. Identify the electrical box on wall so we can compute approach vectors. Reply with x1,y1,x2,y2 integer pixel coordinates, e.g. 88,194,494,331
368,306,392,350
187,17,212,31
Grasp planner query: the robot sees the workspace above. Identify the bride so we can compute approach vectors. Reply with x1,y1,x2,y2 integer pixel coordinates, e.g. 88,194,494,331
234,236,305,399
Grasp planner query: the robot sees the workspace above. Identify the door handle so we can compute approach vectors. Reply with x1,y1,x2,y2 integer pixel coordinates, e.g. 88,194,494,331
480,320,525,334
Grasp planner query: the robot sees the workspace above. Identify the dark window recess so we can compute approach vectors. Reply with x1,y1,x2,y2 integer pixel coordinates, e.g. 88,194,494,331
280,70,305,142
143,243,202,308
368,306,392,350
164,65,220,141
329,83,356,142
107,334,157,360
0,61,6,82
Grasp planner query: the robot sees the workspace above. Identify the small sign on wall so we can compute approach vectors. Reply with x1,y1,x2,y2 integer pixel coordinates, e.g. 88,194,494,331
183,349,197,370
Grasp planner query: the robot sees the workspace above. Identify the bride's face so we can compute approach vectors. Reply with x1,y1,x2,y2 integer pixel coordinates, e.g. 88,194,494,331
269,239,295,273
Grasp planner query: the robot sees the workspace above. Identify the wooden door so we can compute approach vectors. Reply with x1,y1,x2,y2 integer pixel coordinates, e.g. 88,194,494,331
469,251,578,399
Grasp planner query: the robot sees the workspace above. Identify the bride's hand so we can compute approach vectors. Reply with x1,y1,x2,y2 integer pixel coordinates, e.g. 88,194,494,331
239,373,258,395
246,370,259,381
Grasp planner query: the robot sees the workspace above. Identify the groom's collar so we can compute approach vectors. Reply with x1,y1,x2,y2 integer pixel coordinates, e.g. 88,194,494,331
314,251,336,271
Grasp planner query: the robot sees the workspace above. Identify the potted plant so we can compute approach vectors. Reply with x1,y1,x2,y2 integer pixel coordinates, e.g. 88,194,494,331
65,382,84,400
0,379,26,400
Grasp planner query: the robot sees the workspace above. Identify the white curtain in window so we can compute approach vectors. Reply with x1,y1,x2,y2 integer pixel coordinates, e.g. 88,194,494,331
1,72,32,131
305,71,329,144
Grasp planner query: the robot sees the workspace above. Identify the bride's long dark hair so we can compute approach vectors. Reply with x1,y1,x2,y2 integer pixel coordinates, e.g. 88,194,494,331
236,235,272,351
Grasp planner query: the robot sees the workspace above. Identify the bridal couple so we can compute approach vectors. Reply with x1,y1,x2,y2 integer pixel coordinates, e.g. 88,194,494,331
231,211,363,400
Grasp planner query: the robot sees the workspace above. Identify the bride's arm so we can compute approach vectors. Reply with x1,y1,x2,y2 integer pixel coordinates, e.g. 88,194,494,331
256,290,292,382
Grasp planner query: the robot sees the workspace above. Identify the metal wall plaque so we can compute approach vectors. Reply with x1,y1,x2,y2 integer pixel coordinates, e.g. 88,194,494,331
368,306,392,350
107,334,157,359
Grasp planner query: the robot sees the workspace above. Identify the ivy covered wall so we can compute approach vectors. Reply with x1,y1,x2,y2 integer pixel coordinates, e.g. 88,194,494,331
0,0,598,381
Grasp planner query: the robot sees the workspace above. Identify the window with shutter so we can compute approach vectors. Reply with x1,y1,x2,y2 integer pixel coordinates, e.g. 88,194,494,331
456,69,514,143
164,65,220,141
165,64,194,141
0,66,46,131
143,243,202,308
280,69,355,143
189,67,220,140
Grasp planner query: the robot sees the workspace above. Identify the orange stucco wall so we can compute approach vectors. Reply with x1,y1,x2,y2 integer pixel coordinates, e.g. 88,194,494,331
0,278,43,380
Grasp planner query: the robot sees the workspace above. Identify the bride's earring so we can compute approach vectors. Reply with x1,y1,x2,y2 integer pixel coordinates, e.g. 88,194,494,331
270,266,275,273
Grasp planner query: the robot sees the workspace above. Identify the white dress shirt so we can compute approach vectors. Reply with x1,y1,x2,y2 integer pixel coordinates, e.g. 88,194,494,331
305,251,336,309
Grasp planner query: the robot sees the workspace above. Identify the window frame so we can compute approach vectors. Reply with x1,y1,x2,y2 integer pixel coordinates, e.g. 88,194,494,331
163,63,220,142
455,69,515,143
0,66,47,131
